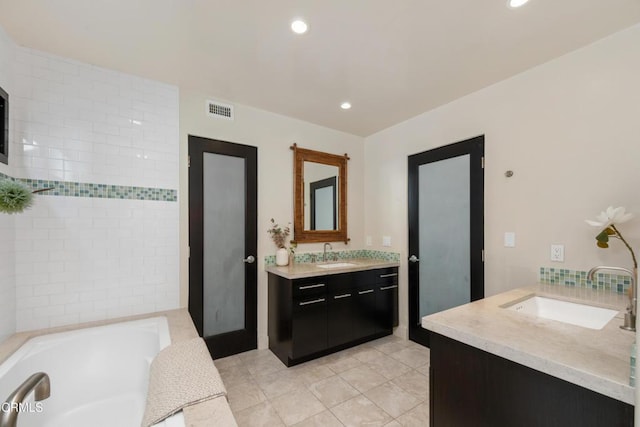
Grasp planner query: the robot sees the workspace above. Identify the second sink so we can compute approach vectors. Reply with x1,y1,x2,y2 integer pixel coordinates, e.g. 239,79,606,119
316,262,357,269
505,296,619,330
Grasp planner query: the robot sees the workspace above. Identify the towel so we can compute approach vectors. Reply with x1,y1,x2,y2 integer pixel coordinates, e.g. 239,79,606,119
141,338,227,427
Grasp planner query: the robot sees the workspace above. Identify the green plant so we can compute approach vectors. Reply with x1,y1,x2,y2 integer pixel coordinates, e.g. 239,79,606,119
0,179,33,214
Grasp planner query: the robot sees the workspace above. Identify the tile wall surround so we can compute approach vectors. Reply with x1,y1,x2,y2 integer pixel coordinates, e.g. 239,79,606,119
539,267,632,294
264,250,401,266
1,40,180,333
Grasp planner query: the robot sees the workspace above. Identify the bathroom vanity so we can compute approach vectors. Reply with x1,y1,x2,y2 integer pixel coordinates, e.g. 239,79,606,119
422,285,634,426
267,260,399,366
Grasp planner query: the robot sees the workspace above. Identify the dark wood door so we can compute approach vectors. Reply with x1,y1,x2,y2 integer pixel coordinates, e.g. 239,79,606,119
408,136,484,347
327,291,354,347
353,287,376,339
292,297,327,358
188,135,257,359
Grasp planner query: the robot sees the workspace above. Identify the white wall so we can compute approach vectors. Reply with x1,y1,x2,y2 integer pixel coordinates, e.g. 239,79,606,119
180,90,364,348
364,24,640,335
0,25,16,343
10,47,180,331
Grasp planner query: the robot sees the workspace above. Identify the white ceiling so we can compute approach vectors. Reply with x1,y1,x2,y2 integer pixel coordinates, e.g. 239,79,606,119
1,1,639,136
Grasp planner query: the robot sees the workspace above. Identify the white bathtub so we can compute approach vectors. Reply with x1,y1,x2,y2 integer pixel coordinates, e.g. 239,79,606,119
0,317,185,427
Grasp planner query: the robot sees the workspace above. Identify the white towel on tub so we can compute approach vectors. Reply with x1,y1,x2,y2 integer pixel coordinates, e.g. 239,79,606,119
142,338,227,427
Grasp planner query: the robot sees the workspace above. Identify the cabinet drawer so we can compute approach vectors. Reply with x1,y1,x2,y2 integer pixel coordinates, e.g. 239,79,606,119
374,268,398,285
293,279,327,298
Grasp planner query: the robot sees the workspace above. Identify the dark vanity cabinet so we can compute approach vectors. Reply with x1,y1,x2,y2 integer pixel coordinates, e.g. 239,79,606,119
268,267,398,366
430,333,633,426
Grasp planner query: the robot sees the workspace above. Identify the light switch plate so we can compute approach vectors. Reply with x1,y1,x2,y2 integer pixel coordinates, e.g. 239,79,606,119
551,244,564,262
504,232,516,248
382,236,391,247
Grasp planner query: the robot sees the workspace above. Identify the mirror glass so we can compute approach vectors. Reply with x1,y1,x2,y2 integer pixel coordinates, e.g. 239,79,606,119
304,162,339,231
291,144,348,244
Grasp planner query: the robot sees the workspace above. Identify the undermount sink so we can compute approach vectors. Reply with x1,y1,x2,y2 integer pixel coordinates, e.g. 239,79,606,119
505,296,619,330
316,262,357,269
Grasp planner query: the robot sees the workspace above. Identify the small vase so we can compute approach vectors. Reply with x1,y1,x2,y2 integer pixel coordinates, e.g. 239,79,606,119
276,248,289,266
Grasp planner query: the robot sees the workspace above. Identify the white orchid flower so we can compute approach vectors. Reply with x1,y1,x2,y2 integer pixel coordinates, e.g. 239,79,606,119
585,206,633,228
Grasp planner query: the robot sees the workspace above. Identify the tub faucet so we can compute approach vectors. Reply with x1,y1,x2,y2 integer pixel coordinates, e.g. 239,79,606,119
587,266,637,331
323,243,333,262
0,372,50,427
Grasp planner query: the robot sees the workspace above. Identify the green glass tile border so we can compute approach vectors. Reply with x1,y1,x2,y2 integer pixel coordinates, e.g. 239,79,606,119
539,267,632,294
0,172,177,202
265,249,401,266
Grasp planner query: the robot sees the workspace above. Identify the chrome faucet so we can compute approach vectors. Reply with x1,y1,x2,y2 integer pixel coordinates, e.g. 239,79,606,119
0,372,50,427
323,243,333,262
587,266,637,331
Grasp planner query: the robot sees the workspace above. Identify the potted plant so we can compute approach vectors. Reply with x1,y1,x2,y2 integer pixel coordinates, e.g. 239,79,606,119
268,218,291,266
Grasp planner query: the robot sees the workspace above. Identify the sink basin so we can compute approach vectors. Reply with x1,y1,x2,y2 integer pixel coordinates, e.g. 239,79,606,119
316,262,357,269
505,296,619,330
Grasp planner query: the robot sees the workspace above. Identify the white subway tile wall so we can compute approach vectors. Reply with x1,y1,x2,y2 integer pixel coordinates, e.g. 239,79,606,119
8,46,180,331
0,25,16,342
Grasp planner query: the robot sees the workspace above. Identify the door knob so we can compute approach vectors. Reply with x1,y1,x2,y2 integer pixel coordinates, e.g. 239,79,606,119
243,255,255,264
408,255,419,263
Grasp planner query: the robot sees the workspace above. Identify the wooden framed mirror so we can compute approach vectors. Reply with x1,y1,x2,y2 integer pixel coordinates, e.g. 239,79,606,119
291,144,349,244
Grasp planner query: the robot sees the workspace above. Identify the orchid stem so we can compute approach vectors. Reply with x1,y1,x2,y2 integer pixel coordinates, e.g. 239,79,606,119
611,224,638,269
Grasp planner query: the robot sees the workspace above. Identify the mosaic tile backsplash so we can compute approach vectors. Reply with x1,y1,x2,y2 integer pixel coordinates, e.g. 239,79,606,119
264,249,400,266
0,172,177,202
539,267,633,294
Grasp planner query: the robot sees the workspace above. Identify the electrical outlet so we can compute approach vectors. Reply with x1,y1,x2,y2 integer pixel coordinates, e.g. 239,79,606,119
366,236,372,246
551,244,564,262
382,236,392,247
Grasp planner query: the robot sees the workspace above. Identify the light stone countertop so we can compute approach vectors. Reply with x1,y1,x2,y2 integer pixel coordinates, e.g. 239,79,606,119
421,284,635,405
0,308,236,426
265,258,400,279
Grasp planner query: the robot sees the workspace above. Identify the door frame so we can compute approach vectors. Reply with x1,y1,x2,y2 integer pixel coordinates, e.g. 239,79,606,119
407,135,484,347
310,176,337,230
188,135,258,359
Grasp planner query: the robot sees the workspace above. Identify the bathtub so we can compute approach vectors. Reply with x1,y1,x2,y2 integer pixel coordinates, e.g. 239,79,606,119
0,317,184,427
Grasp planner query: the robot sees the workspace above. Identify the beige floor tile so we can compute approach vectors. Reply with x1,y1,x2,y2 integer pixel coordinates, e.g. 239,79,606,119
235,401,285,427
391,370,429,401
218,364,253,388
389,347,430,368
364,381,422,418
331,395,393,427
366,353,412,380
247,352,288,377
339,365,388,393
415,363,430,377
291,364,336,386
384,421,403,427
215,354,243,370
270,388,327,426
396,402,430,426
292,410,344,427
254,368,307,399
227,378,268,413
351,347,386,363
323,355,362,374
308,375,360,408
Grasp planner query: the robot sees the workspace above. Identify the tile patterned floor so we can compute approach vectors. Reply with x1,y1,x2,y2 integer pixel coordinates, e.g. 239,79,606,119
216,336,430,426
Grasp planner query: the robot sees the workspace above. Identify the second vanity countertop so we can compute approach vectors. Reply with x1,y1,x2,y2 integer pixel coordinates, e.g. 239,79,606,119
422,284,635,405
265,258,399,279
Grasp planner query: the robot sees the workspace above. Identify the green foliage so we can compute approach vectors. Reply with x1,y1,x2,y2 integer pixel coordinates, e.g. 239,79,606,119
0,179,34,214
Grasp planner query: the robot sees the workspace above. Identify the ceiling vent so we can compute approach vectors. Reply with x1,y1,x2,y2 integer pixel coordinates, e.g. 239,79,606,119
206,100,234,120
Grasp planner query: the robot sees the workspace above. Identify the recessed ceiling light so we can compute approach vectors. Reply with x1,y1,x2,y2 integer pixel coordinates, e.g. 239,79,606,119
340,102,351,110
291,20,308,34
508,0,530,8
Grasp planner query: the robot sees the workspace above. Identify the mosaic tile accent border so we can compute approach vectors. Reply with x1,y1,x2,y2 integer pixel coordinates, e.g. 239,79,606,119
0,172,177,202
539,267,633,294
265,249,401,266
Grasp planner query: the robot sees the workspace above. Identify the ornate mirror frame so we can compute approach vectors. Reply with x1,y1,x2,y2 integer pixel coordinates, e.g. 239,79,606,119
291,144,349,244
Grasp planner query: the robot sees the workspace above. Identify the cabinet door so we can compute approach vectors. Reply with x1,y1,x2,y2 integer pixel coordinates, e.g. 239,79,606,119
327,291,354,347
353,287,376,339
374,269,399,332
292,296,327,359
